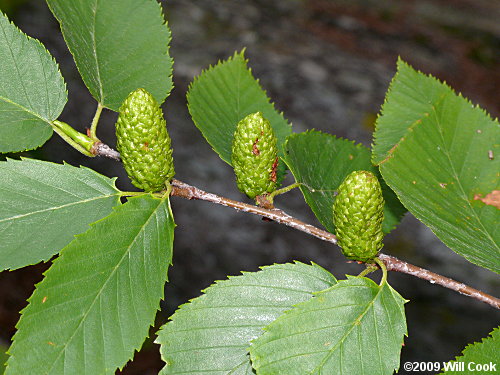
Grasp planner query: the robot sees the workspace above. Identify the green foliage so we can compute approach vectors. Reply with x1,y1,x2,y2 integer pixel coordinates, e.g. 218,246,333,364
0,11,66,152
187,50,291,182
0,158,120,271
250,276,407,375
46,0,173,111
373,59,500,274
0,341,7,375
0,1,498,373
6,195,175,374
156,262,336,374
441,326,499,374
282,131,406,234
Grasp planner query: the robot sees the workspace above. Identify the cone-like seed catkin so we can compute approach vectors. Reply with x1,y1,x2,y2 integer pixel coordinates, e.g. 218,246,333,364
333,170,384,262
231,112,278,199
115,88,174,192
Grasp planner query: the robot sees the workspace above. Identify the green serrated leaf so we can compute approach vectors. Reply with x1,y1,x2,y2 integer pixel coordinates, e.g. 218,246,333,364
5,195,175,374
0,341,7,374
373,59,500,273
187,50,292,183
0,11,67,152
441,326,499,374
0,158,120,271
46,0,173,111
283,130,406,234
250,276,408,375
156,262,337,375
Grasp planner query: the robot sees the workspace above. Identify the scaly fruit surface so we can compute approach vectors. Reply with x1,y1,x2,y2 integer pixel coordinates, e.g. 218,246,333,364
116,88,174,192
333,170,384,262
231,112,278,200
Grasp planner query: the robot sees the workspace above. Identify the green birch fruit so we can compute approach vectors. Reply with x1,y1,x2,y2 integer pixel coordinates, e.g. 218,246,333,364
115,88,174,192
231,112,278,200
333,170,384,262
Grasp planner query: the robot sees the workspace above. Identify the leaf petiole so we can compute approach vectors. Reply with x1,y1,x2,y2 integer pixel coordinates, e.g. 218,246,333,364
120,190,166,199
119,191,147,197
375,257,388,285
89,103,104,140
357,263,378,277
163,181,173,198
267,182,301,203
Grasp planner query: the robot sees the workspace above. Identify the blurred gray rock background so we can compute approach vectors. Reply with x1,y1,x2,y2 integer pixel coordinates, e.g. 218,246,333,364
0,0,498,374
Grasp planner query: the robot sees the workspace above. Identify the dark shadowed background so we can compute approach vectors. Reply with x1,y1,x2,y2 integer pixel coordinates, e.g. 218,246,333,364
0,0,499,374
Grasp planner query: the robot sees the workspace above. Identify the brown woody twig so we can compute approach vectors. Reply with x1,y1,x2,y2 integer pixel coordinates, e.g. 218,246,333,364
171,179,337,244
97,145,499,310
378,254,500,309
91,142,121,160
170,178,500,310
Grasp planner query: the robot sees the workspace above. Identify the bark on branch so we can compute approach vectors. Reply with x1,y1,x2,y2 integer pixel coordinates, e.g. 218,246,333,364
170,178,500,310
91,142,121,160
171,179,337,244
378,254,500,309
96,143,499,310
